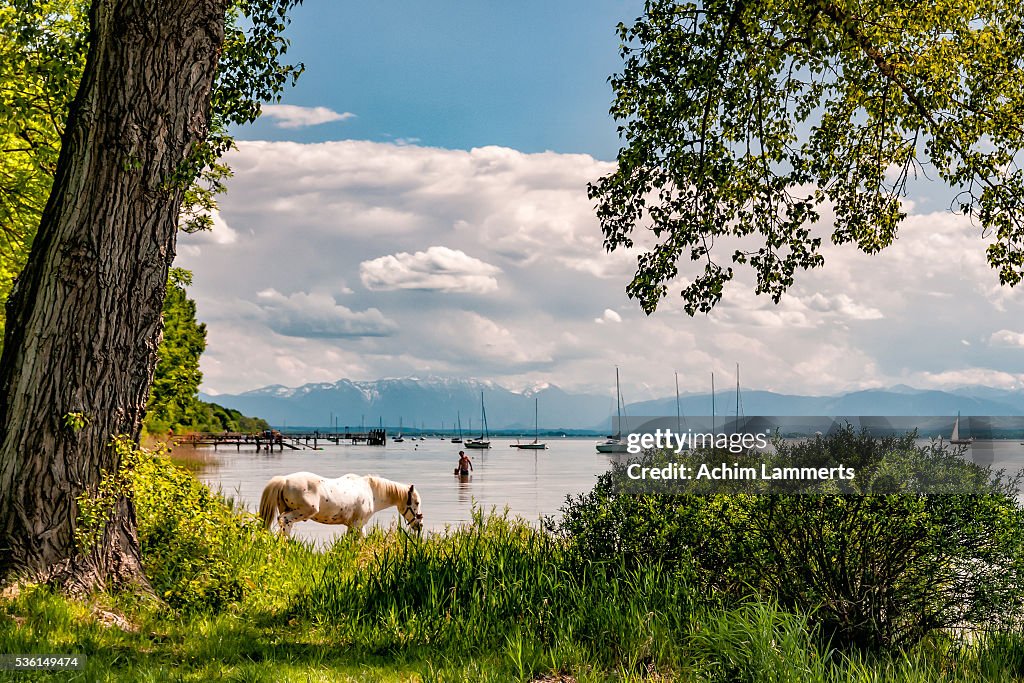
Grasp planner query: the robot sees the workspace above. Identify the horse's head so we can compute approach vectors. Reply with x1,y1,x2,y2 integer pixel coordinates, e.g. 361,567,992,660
402,484,423,532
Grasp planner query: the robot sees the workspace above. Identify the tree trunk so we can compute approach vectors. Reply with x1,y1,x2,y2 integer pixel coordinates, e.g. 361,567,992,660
0,0,230,592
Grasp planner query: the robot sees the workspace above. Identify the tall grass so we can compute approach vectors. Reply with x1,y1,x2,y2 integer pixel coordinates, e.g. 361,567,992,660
293,509,698,676
4,449,1024,681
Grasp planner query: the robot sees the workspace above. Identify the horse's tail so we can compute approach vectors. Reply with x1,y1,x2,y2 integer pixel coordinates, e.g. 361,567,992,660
259,476,287,529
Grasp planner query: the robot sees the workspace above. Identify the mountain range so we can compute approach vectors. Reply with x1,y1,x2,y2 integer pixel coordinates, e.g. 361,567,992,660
200,377,1024,432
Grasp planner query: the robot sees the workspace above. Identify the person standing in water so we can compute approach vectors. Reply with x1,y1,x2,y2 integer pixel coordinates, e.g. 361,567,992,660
455,450,473,476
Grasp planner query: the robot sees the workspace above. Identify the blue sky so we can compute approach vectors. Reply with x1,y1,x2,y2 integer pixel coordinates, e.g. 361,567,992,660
177,2,1024,399
235,0,642,158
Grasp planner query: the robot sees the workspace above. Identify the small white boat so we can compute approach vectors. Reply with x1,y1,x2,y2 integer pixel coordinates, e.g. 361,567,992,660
596,438,628,454
465,392,492,449
597,368,628,454
513,398,547,450
452,412,463,443
950,412,974,445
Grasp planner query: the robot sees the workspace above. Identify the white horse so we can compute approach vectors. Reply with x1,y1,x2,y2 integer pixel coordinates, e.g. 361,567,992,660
258,472,423,536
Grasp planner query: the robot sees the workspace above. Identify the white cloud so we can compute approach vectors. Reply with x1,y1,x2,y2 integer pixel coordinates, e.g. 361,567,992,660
255,289,397,339
360,246,500,293
594,309,621,324
990,330,1024,348
175,139,1024,397
261,104,355,129
913,368,1024,391
805,293,884,320
180,209,239,246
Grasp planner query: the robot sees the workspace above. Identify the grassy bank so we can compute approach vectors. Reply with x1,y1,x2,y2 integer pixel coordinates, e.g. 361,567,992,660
5,526,1024,682
3,434,1024,681
3,526,1024,682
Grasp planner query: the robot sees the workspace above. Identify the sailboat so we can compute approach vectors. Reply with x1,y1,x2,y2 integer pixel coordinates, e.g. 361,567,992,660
597,368,629,453
393,417,405,442
451,412,463,443
465,392,491,449
513,398,547,449
950,412,974,445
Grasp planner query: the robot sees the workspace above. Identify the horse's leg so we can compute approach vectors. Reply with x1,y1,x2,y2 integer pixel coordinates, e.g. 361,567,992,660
275,486,323,538
278,505,315,538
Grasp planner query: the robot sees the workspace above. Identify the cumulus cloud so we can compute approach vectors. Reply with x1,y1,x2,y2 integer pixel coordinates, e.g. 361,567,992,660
914,368,1024,390
180,209,239,246
255,289,397,339
261,104,355,129
805,293,884,320
594,309,621,324
990,330,1024,348
174,139,1024,397
360,246,501,293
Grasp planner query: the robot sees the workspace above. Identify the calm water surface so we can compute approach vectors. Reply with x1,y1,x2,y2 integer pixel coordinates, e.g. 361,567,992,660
194,436,617,544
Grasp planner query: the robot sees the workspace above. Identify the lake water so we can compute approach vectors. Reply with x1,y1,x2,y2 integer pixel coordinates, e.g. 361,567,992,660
193,436,617,544
190,435,1024,545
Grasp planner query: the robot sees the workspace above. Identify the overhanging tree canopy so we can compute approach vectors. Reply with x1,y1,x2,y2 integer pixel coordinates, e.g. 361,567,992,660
0,0,301,591
590,0,1024,315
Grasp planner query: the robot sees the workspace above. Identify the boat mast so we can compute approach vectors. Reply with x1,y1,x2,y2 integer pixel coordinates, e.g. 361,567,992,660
711,372,716,435
735,363,740,434
534,397,539,444
675,371,682,434
480,391,489,440
615,367,623,438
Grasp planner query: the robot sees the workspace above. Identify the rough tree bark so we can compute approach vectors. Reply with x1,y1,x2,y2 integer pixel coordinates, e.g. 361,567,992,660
0,0,231,592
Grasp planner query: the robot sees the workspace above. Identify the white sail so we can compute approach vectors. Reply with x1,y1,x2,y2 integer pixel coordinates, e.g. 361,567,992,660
951,414,960,442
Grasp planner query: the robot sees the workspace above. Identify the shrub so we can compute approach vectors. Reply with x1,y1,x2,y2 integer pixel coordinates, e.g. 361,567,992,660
556,426,1024,650
129,448,262,612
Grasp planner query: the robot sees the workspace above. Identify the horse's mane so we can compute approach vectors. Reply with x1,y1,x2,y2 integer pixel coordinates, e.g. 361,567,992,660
365,475,410,502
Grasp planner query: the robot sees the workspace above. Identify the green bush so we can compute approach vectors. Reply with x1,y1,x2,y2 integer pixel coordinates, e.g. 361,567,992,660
129,449,262,612
556,426,1024,650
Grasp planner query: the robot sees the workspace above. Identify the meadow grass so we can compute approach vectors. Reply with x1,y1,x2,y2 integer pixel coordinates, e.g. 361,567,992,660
2,451,1024,681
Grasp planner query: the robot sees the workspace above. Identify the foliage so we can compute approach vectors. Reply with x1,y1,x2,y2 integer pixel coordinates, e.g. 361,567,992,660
128,446,265,612
295,508,698,674
184,401,271,434
142,271,269,435
74,436,140,552
9,450,1024,678
591,0,1024,314
556,427,1024,650
0,0,303,343
61,411,89,432
0,0,88,353
144,272,207,433
5,510,1024,679
687,601,831,683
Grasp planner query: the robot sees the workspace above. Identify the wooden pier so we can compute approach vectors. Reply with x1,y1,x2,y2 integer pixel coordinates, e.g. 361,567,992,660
173,428,387,451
